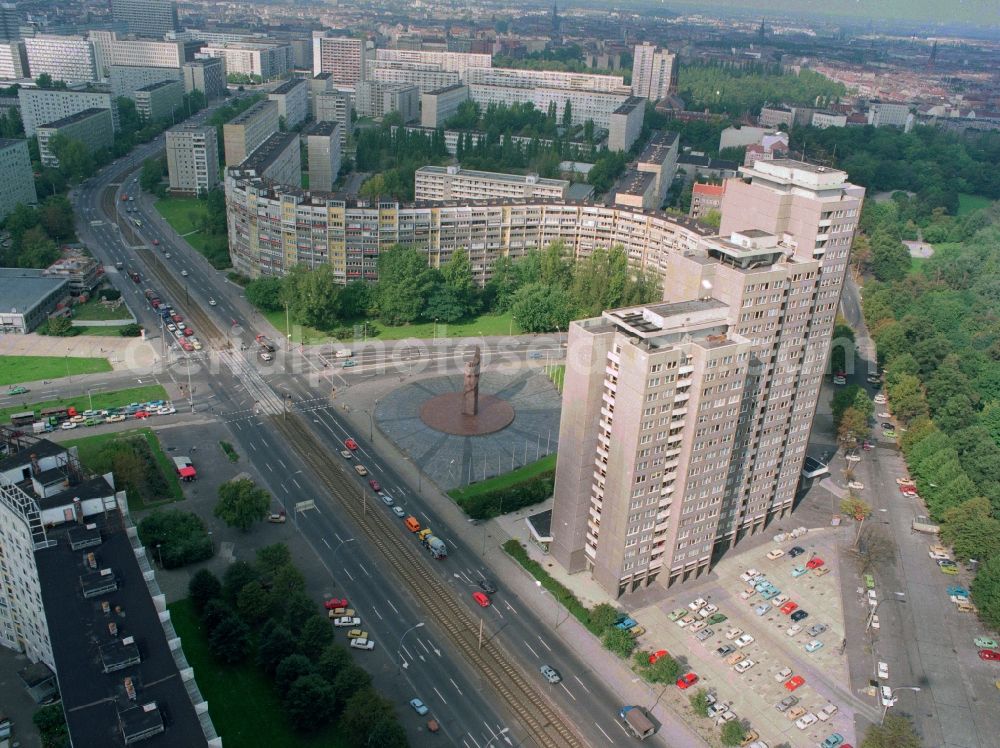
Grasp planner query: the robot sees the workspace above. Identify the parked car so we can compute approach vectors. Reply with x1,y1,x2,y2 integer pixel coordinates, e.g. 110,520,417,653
725,628,743,640
735,634,755,648
695,627,714,642
774,667,792,682
333,616,361,627
350,637,375,650
690,620,707,632
754,603,770,616
975,637,999,649
676,672,699,689
324,598,348,610
392,506,406,518
785,675,805,691
688,598,708,611
739,568,760,582
344,438,358,450
648,649,669,664
677,615,696,628
786,706,807,721
380,493,394,506
776,695,800,712
368,478,381,492
978,649,1000,661
806,557,825,569
354,464,368,476
807,623,828,637
817,704,839,722
706,613,728,625
821,734,845,748
767,548,785,560
805,639,824,653
668,608,687,621
734,659,756,674
791,565,808,577
8,385,28,395
716,645,735,658
698,603,718,618
788,546,805,558
878,662,889,679
780,601,799,615
795,712,818,730
790,610,809,622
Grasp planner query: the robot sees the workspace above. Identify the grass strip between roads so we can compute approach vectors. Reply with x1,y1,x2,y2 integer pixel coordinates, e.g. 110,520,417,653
449,454,556,501
263,309,520,343
0,384,169,425
168,598,348,748
0,355,112,387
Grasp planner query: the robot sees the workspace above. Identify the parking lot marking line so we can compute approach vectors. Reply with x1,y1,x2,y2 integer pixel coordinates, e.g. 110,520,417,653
522,640,539,659
386,598,399,615
321,538,331,550
401,644,413,661
342,567,354,581
559,682,576,701
464,735,478,748
450,678,463,696
417,637,430,654
537,635,551,651
433,687,448,705
573,675,590,693
277,457,287,470
248,440,256,451
596,722,616,743
265,462,273,472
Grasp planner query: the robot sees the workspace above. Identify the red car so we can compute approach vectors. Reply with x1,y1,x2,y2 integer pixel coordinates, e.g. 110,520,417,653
323,598,348,610
368,479,381,492
472,591,490,607
344,438,358,451
183,327,194,336
649,649,669,664
806,557,824,570
978,649,1000,661
780,601,799,615
180,341,193,351
676,672,699,690
172,314,183,323
134,410,149,419
785,675,805,691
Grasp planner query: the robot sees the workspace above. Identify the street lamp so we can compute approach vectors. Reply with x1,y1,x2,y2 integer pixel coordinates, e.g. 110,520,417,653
880,685,921,726
396,622,425,673
86,387,100,411
330,537,355,562
535,580,568,629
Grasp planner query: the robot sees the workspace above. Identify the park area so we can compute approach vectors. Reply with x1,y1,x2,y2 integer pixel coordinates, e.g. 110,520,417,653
154,195,230,269
0,355,111,387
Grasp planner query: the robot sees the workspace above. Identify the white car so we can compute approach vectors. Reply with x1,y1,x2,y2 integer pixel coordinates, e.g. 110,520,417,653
878,411,892,419
60,421,77,430
874,394,887,404
772,594,789,607
740,568,760,582
688,598,707,611
735,634,755,648
725,628,744,640
740,587,756,600
350,637,375,650
698,604,718,618
333,616,361,627
848,481,865,490
774,667,792,682
766,548,785,560
817,704,839,721
158,406,176,415
795,712,818,730
871,615,880,630
785,624,802,637
181,270,189,277
734,659,756,673
878,661,889,679
833,375,847,385
208,298,217,306
392,506,406,518
689,620,707,632
167,323,177,332
677,615,696,628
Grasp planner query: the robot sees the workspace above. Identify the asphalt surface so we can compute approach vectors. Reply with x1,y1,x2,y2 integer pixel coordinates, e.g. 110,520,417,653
836,278,996,748
67,121,705,747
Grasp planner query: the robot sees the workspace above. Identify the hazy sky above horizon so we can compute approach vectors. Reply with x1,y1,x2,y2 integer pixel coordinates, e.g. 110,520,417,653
643,0,999,26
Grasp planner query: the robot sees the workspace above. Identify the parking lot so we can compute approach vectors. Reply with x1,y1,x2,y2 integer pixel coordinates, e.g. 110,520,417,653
632,527,866,747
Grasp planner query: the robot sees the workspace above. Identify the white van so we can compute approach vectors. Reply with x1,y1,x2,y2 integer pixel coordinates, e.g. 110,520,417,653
335,349,353,358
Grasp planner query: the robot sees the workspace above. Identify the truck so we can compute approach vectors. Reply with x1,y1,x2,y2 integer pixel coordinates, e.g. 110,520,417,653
619,706,654,740
172,456,196,482
255,334,276,352
32,421,53,434
420,533,447,559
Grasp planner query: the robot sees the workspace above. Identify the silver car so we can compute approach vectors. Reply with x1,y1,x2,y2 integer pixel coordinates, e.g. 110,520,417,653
380,493,394,506
540,665,561,684
776,695,800,713
695,627,714,641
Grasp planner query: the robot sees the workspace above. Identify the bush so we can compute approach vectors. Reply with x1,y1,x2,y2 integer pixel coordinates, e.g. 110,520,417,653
460,471,554,519
503,539,592,628
602,627,636,658
689,688,710,717
119,323,142,337
137,510,213,568
220,440,239,462
720,719,746,747
34,703,69,748
98,288,121,301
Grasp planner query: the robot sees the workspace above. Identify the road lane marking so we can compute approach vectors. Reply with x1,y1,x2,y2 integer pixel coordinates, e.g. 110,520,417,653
491,605,504,619
358,563,371,577
321,538,331,550
248,441,257,451
386,598,399,615
277,457,287,470
573,675,591,693
505,601,519,616
342,567,354,581
596,722,616,743
265,462,273,472
417,637,430,655
537,635,551,651
559,682,576,701
522,640,539,659
450,678,463,695
292,478,302,490
432,686,448,705
371,605,383,621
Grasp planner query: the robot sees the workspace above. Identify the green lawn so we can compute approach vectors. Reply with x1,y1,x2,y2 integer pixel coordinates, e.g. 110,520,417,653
0,384,169,425
72,297,133,321
72,325,133,336
169,598,347,748
449,453,557,501
958,193,992,216
62,427,184,509
154,196,231,269
0,355,111,387
264,309,521,344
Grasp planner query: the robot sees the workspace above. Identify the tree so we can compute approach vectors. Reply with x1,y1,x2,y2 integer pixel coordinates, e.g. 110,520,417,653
44,316,74,336
276,654,314,694
139,156,166,194
188,569,222,614
270,563,307,599
284,674,337,732
602,627,636,658
257,621,297,676
341,687,395,745
214,477,271,532
118,323,142,337
861,713,922,748
137,510,213,568
838,406,869,446
299,614,335,654
222,560,260,603
365,718,408,748
588,603,622,634
441,248,479,315
646,653,681,683
561,99,572,128
256,543,292,574
840,497,872,521
941,498,1000,562
700,208,721,228
331,663,372,713
38,195,74,241
35,73,53,89
871,233,911,282
208,612,251,664
720,720,746,747
689,688,710,717
855,525,895,574
33,703,69,748
17,226,60,268
510,282,573,333
236,579,274,624
282,591,316,635
888,374,929,424
375,245,439,325
423,286,466,323
972,554,1000,630
317,643,353,683
245,277,285,312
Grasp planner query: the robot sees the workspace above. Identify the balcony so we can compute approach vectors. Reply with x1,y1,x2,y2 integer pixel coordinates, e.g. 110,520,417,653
679,365,694,376
674,391,690,404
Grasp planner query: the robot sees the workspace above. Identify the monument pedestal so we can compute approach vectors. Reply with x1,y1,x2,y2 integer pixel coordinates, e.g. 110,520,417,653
419,393,515,436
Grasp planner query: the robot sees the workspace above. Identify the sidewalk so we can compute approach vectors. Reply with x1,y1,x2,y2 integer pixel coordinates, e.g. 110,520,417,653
336,375,711,748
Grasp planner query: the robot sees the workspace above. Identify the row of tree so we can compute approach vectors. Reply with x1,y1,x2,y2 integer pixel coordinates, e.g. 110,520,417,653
187,545,407,744
860,201,1000,629
244,242,661,334
0,195,75,268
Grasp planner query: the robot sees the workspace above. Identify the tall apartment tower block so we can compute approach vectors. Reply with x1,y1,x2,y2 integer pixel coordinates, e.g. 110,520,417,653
306,121,341,192
631,42,677,101
223,99,279,166
551,159,863,597
110,0,179,38
312,33,366,88
166,124,218,194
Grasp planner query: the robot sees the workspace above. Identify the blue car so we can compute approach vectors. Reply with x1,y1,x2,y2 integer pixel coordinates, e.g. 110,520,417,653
754,603,770,616
821,734,845,748
614,615,638,630
755,580,772,592
791,565,808,577
409,698,429,716
761,588,780,601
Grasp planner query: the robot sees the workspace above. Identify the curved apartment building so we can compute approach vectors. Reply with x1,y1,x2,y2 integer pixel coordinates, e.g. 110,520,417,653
224,167,712,283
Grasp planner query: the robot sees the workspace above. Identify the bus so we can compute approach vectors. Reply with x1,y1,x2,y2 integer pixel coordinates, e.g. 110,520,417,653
10,411,35,427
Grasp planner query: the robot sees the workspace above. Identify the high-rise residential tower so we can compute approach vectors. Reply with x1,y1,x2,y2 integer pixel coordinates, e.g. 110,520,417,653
110,0,179,38
631,42,677,101
550,159,863,596
312,33,366,88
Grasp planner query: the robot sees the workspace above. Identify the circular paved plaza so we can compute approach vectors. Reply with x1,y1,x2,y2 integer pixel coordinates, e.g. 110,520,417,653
374,370,562,492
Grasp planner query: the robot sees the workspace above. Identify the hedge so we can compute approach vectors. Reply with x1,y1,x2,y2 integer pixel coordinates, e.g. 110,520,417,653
503,539,593,629
460,472,554,520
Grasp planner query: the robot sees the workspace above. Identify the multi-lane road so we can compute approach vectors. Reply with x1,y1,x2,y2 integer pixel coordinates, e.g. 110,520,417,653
68,120,702,747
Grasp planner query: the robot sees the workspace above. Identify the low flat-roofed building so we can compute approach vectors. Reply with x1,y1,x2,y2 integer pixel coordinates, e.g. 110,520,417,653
415,165,569,202
689,181,726,220
36,107,114,167
239,131,300,187
0,268,69,333
612,168,657,209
